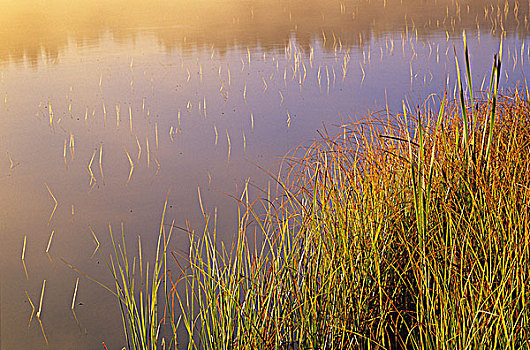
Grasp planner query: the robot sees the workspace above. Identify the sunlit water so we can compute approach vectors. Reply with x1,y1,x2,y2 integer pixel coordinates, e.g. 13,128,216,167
1,0,529,348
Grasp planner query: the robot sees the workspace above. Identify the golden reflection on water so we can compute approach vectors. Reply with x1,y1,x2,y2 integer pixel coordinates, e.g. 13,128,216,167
1,0,528,64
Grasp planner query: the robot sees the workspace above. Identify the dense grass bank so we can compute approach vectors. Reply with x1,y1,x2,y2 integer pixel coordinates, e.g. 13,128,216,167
104,44,530,349
175,53,530,349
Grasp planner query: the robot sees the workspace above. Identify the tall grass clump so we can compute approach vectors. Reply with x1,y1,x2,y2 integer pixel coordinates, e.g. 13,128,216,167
102,196,179,350
176,37,530,349
69,190,179,350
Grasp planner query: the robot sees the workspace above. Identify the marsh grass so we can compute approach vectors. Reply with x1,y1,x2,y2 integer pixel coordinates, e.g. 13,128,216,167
93,38,530,349
67,190,179,350
101,189,179,350
174,40,530,349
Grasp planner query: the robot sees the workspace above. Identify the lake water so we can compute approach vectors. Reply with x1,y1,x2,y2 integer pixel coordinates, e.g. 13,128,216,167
1,0,529,348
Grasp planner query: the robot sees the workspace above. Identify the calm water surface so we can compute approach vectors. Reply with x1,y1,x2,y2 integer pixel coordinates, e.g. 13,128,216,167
1,0,529,348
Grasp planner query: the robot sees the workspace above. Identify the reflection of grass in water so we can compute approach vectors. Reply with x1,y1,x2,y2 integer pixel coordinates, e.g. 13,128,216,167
86,39,529,349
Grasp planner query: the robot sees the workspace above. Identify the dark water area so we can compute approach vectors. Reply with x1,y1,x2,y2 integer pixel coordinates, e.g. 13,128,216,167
1,0,529,348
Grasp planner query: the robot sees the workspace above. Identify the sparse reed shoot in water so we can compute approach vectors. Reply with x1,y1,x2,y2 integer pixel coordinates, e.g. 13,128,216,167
69,133,75,160
116,104,120,128
124,146,135,187
21,235,28,279
99,143,105,185
226,129,231,165
136,134,142,161
25,290,35,328
71,277,80,325
146,136,150,169
89,226,100,259
129,106,133,134
63,138,68,169
44,184,58,226
88,149,97,190
37,279,48,348
45,230,54,265
155,122,159,150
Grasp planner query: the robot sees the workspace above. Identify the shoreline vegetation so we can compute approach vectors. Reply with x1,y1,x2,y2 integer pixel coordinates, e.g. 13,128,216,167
97,38,530,349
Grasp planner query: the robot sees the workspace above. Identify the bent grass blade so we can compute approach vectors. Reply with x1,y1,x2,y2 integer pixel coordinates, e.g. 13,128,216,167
44,184,57,226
